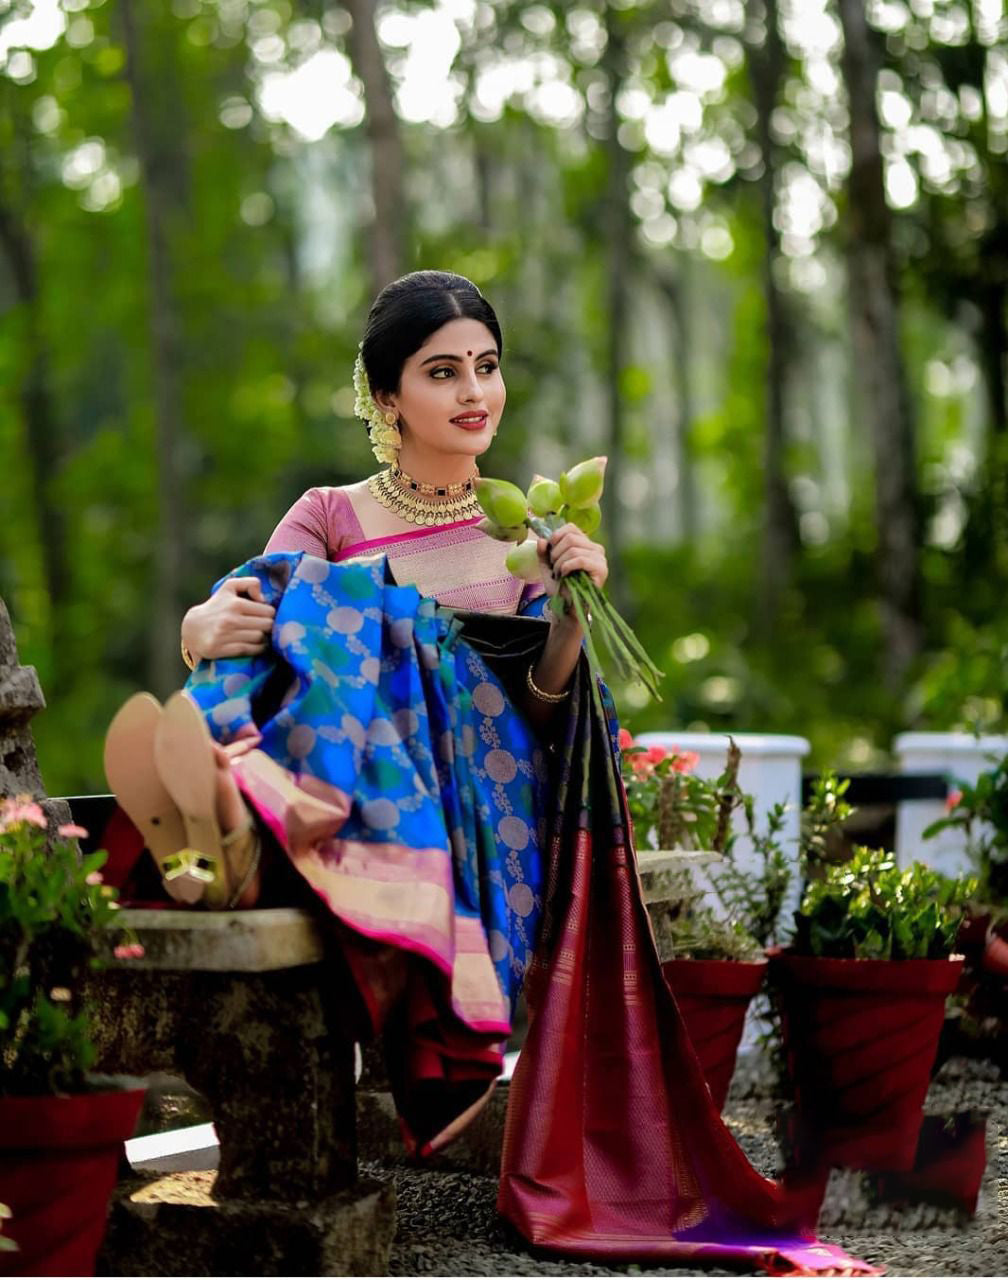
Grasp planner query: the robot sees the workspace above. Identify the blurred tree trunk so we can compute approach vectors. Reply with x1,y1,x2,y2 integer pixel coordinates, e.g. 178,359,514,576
121,0,188,697
602,6,630,601
978,282,1007,440
746,0,799,627
0,178,69,689
968,18,1008,575
344,0,405,294
653,264,698,542
837,0,922,685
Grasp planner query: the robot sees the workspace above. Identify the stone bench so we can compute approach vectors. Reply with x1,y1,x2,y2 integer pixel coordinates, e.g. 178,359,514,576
356,847,724,1175
91,907,395,1277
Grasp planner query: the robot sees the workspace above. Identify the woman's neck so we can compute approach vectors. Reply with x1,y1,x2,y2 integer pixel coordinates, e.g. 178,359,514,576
395,444,480,488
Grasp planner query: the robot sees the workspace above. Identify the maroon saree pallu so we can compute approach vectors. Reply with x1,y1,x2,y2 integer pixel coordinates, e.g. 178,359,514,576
498,661,879,1276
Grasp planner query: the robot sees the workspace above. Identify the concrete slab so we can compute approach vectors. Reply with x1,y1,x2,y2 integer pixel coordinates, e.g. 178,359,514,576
113,906,325,972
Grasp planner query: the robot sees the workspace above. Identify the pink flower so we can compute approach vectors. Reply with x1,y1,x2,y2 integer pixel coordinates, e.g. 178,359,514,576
58,823,89,840
630,755,655,778
114,943,145,960
0,799,47,832
645,746,669,765
945,788,963,813
617,728,634,751
85,871,103,885
671,750,700,774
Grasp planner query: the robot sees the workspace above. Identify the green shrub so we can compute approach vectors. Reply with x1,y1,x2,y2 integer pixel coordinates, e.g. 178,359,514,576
793,846,975,960
0,797,137,1095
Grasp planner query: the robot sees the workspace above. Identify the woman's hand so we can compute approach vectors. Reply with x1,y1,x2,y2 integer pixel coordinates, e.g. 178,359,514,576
181,577,276,661
536,523,609,600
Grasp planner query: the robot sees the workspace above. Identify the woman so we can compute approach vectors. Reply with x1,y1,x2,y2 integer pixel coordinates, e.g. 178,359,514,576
105,272,873,1276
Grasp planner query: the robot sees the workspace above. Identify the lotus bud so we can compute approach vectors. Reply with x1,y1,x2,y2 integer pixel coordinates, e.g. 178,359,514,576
475,477,528,529
566,503,601,536
505,538,542,584
559,456,607,508
477,517,527,543
527,475,563,518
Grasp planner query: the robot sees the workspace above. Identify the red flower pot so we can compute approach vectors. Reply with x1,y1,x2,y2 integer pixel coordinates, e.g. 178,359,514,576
661,958,767,1112
874,1110,988,1215
769,951,963,1173
0,1089,145,1277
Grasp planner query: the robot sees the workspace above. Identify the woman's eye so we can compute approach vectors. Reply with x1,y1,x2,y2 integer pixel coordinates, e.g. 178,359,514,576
430,362,499,379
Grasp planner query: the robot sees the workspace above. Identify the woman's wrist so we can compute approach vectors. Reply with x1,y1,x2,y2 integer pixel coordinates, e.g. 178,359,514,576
548,599,583,639
180,608,202,668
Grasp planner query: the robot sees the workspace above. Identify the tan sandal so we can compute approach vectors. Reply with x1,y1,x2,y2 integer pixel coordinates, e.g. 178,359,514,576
153,692,261,910
103,692,207,905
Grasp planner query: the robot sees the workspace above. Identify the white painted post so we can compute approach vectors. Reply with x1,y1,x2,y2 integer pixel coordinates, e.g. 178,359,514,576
633,731,810,930
893,732,1008,877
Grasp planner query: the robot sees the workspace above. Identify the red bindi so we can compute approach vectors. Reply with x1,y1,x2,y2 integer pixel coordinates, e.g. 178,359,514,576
467,350,472,355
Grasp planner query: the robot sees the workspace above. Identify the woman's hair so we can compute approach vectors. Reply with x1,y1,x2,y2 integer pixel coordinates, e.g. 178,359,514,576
360,270,503,396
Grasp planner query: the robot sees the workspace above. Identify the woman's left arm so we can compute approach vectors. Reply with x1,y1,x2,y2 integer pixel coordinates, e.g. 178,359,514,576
521,524,608,727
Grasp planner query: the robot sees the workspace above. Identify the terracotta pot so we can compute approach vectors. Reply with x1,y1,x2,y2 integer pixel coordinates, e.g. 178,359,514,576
0,1088,145,1277
874,1110,987,1215
769,950,963,1173
661,958,767,1112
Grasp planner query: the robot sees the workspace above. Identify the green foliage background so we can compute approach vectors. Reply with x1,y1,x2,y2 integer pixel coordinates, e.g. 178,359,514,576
1,0,1006,794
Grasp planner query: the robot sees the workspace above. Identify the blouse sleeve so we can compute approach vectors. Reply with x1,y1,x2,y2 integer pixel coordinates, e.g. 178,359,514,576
264,487,359,559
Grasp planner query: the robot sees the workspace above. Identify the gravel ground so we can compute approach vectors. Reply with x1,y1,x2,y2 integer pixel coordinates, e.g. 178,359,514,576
365,1057,1008,1277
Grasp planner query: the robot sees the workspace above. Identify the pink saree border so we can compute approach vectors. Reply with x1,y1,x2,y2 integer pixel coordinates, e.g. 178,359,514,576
230,748,512,1034
335,518,482,562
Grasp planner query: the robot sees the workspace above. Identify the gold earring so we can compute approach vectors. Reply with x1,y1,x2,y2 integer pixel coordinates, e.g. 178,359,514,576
384,411,397,427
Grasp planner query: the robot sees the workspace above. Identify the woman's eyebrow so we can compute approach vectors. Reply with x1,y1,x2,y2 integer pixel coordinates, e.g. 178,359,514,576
419,348,498,366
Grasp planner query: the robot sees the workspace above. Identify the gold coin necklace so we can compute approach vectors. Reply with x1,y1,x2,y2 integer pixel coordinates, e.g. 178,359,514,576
367,465,483,526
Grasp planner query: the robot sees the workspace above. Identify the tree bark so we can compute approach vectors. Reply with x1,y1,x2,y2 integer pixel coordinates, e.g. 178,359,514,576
344,0,405,295
120,0,188,697
0,106,70,689
602,7,631,599
653,264,698,542
978,281,1007,441
836,0,922,685
746,0,799,627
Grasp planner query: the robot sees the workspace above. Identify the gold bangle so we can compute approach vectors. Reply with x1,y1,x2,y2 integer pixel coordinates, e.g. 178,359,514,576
181,638,197,671
526,662,569,704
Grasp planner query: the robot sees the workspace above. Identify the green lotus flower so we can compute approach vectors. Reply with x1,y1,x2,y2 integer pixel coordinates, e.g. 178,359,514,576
475,477,528,529
477,518,527,543
527,475,563,518
563,503,601,536
559,456,607,508
505,539,542,583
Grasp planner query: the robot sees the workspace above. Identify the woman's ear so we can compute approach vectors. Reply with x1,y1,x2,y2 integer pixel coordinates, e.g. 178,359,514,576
372,388,397,416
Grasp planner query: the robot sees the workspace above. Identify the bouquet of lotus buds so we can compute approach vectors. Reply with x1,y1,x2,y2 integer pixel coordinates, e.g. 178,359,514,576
476,456,663,700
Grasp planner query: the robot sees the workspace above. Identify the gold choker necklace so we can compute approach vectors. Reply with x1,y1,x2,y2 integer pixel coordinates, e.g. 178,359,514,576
368,466,483,526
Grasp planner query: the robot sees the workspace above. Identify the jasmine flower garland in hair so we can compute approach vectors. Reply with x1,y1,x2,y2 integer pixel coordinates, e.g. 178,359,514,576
476,457,664,701
353,343,401,465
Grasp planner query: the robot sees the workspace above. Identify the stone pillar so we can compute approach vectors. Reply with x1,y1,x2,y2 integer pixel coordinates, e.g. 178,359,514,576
0,595,70,825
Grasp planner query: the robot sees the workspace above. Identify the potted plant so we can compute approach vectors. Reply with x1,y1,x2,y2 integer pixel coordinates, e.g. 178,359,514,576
0,795,145,1277
769,845,974,1174
0,1207,13,1259
922,751,1008,1072
924,748,1008,901
620,735,787,1110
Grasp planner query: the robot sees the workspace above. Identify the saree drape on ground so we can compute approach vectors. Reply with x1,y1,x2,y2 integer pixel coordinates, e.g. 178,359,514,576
183,547,877,1277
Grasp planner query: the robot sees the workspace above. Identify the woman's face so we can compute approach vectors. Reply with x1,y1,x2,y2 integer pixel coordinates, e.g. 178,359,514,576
374,317,505,466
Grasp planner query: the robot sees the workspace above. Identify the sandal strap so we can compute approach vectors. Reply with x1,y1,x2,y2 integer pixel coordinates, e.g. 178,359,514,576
226,829,263,910
220,819,253,848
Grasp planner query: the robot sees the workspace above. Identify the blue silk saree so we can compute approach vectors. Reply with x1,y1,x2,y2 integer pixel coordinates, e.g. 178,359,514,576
179,547,875,1276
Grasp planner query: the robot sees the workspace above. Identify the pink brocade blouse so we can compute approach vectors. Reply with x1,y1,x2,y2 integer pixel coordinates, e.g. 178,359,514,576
264,486,545,617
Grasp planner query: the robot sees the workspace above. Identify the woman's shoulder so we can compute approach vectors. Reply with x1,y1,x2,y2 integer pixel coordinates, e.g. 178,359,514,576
264,483,366,558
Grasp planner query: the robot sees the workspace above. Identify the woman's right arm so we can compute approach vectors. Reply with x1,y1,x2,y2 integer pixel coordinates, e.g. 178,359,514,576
180,578,276,665
181,488,336,666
